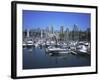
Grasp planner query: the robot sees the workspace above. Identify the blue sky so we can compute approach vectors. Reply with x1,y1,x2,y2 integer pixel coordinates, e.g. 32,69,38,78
23,10,91,31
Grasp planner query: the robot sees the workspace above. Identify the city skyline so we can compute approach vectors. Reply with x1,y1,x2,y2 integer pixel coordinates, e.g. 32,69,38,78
23,10,91,31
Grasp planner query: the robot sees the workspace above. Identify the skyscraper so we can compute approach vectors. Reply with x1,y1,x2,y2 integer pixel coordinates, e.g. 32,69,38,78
72,24,79,41
60,26,64,34
64,28,69,42
51,26,54,34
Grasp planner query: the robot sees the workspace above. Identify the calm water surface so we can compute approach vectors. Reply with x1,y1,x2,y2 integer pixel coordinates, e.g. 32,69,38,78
23,47,90,69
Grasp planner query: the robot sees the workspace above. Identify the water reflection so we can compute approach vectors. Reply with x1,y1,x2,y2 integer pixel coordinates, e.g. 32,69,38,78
23,47,90,69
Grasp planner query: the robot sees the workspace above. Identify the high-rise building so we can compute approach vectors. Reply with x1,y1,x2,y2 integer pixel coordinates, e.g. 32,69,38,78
60,26,64,34
64,28,69,42
59,26,64,41
72,24,79,41
51,26,54,34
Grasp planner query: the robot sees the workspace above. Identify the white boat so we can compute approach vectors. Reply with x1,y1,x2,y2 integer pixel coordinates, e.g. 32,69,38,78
46,46,69,54
23,42,27,46
58,51,70,54
27,41,33,46
34,43,39,47
76,45,88,54
23,42,27,48
47,48,67,51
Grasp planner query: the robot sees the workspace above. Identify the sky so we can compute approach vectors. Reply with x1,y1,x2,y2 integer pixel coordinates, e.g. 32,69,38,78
23,10,91,31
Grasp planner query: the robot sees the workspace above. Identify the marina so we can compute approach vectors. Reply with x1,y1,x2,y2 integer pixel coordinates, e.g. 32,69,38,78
23,38,91,69
23,39,91,55
22,11,91,69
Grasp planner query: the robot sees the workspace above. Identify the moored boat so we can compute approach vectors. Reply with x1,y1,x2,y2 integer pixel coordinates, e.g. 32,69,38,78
45,46,70,55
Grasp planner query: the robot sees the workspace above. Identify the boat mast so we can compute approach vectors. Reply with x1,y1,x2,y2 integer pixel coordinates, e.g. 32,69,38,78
41,29,43,38
27,29,29,38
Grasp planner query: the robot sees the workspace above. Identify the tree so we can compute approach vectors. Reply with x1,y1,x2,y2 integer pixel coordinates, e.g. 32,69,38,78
86,28,90,41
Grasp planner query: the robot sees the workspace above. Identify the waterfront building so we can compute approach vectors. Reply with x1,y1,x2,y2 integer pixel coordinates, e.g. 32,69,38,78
60,26,64,41
60,26,64,34
64,28,69,42
51,26,54,34
72,24,79,41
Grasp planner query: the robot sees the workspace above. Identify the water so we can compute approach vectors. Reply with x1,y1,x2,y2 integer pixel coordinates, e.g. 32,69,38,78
23,47,90,69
